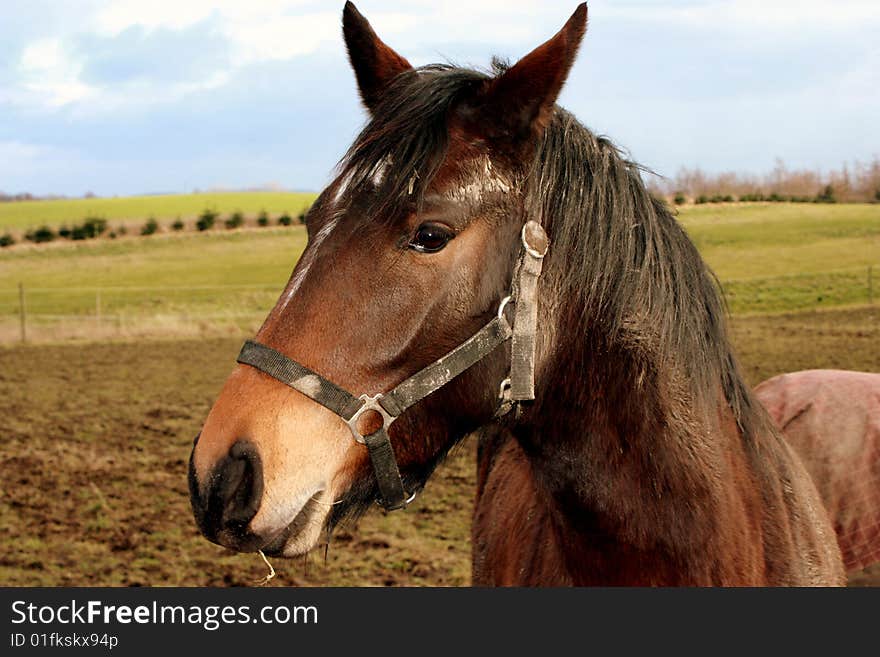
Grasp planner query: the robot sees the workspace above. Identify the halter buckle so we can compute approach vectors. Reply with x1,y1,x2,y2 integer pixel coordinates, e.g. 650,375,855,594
346,393,397,445
521,220,549,259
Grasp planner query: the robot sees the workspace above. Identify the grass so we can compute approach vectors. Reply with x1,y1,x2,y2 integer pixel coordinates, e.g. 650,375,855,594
0,227,306,319
1,198,878,587
0,191,317,230
0,203,877,327
676,203,880,313
1,307,876,586
678,202,880,279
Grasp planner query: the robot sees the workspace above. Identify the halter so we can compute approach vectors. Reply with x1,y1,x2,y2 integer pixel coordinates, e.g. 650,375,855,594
236,220,549,510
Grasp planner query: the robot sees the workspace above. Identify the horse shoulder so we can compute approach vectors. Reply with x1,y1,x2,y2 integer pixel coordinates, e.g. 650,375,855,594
472,427,570,586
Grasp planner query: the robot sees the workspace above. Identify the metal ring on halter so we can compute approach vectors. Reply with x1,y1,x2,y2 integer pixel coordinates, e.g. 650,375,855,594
497,295,512,320
346,393,397,444
375,489,417,508
498,377,512,401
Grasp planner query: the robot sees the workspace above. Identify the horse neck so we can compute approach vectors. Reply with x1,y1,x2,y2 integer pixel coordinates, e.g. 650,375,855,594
513,330,748,584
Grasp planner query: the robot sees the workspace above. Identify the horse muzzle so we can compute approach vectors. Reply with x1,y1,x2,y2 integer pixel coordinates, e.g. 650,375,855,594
189,437,267,552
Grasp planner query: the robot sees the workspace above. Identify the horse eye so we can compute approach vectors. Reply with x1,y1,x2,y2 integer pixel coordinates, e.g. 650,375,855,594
409,223,454,253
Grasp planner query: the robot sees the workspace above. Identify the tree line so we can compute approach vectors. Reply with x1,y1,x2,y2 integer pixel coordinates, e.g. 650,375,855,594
648,157,880,204
0,208,307,248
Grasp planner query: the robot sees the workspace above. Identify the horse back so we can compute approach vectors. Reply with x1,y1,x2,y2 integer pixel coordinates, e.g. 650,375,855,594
755,369,880,572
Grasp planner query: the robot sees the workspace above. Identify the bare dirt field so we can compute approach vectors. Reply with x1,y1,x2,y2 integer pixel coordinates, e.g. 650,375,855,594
1,306,878,586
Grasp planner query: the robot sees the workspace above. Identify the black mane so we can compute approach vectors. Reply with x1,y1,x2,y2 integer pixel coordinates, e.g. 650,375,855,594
325,62,764,440
530,109,764,438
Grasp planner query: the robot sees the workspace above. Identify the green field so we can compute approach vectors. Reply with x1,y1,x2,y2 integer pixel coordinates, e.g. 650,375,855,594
0,202,877,334
679,203,880,278
1,198,879,587
0,191,317,230
678,203,880,312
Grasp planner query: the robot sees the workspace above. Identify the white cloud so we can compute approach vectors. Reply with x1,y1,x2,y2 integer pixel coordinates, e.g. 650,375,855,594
93,0,305,35
18,39,97,107
224,12,340,65
89,0,544,66
8,0,550,112
603,0,880,33
8,0,880,113
0,140,55,161
20,39,65,72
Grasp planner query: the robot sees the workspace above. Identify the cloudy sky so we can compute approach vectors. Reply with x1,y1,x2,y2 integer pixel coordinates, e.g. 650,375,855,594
1,0,877,197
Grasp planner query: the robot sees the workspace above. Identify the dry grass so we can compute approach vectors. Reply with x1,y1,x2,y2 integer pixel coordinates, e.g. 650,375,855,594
1,306,877,586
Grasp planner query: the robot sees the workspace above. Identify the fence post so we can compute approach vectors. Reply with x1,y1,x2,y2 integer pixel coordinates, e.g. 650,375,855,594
18,282,26,343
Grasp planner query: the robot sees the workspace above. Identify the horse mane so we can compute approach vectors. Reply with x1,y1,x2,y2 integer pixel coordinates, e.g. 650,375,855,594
530,108,766,439
326,61,766,441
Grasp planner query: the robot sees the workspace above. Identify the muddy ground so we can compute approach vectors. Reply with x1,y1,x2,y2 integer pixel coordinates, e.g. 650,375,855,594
1,306,878,586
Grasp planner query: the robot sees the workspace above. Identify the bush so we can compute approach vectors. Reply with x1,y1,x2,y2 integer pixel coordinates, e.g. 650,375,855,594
81,216,108,238
117,225,127,236
722,195,734,203
71,226,88,240
196,208,218,231
257,210,270,227
141,217,159,236
673,192,687,205
225,211,245,229
875,189,880,202
58,225,72,239
0,233,14,247
815,184,837,204
25,225,56,243
768,192,785,202
172,218,185,231
108,231,117,239
297,209,308,224
709,194,725,203
695,195,708,204
278,213,292,226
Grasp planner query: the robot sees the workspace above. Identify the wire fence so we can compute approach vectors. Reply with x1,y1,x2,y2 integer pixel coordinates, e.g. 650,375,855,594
0,265,876,343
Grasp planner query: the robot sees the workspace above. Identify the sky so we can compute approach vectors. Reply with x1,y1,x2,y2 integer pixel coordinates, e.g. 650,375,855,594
1,0,878,197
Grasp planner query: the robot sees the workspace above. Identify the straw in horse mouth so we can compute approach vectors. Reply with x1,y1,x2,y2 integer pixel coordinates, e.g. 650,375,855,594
254,550,276,586
259,490,326,557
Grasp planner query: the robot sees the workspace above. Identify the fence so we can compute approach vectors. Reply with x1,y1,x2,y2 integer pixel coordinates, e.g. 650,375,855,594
1,283,279,343
1,266,877,344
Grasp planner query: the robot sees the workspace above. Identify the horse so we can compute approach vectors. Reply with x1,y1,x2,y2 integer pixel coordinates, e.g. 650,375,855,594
188,2,845,585
754,369,880,574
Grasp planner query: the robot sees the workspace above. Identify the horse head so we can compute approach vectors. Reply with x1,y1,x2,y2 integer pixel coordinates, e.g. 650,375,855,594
189,2,587,557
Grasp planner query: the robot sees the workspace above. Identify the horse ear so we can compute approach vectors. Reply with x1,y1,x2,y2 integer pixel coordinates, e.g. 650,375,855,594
342,1,413,112
464,3,587,144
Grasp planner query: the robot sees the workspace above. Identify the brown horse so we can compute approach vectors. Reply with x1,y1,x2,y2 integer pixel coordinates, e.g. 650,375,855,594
755,369,880,573
188,3,844,585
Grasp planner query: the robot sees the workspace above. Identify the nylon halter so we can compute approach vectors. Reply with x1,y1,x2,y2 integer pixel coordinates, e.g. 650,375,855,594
236,220,549,511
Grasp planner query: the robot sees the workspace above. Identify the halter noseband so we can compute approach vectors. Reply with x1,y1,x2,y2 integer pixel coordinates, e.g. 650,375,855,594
236,220,548,510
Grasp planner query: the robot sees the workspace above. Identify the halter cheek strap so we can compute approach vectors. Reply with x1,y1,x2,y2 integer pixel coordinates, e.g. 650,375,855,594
236,220,549,511
237,315,512,510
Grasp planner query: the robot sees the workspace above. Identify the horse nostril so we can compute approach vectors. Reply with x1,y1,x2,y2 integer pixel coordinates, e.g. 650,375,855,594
221,440,263,527
191,439,264,542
